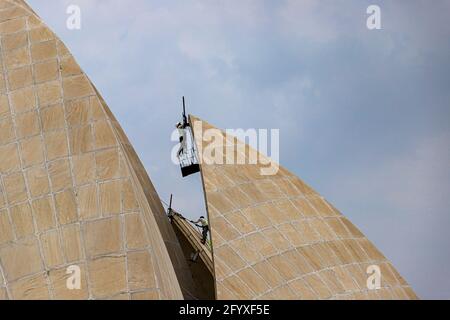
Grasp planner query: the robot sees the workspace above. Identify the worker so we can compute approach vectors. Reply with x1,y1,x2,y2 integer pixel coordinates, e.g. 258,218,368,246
176,122,187,157
191,216,209,244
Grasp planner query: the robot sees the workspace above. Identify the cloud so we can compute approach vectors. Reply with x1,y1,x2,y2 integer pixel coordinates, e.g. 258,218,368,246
324,131,450,298
330,131,450,213
278,0,354,43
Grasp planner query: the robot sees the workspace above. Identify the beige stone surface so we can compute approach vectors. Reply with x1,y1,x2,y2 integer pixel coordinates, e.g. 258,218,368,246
0,0,415,301
191,115,418,300
0,0,194,300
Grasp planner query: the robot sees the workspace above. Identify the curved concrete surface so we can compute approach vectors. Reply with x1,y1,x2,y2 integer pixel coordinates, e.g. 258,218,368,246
190,115,418,300
0,0,195,300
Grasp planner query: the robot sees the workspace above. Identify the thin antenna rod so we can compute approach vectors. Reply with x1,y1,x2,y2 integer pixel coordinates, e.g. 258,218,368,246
182,96,188,127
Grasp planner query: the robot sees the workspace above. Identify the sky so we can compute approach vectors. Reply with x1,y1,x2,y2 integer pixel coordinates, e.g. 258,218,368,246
27,0,450,299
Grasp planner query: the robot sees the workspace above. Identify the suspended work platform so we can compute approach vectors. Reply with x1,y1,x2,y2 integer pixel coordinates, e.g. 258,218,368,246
176,97,200,178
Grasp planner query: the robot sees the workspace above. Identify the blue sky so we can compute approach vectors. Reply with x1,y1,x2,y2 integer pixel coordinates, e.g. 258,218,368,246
28,0,450,299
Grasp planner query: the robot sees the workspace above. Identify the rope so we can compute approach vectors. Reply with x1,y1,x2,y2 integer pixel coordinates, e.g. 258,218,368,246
160,196,208,241
160,197,191,223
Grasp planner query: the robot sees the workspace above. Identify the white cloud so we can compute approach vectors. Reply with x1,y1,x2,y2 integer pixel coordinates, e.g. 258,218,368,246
277,0,359,43
330,131,450,213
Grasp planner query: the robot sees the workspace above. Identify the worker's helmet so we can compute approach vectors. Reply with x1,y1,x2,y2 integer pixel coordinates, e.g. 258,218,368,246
176,122,182,128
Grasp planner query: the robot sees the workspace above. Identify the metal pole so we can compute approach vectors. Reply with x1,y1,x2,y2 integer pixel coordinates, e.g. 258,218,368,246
182,96,188,127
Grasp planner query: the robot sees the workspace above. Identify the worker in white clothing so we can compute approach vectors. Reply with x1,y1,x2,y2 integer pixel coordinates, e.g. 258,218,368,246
191,216,209,244
176,122,187,157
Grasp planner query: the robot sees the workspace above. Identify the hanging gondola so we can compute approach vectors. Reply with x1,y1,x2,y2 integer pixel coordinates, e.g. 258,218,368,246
176,97,200,177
